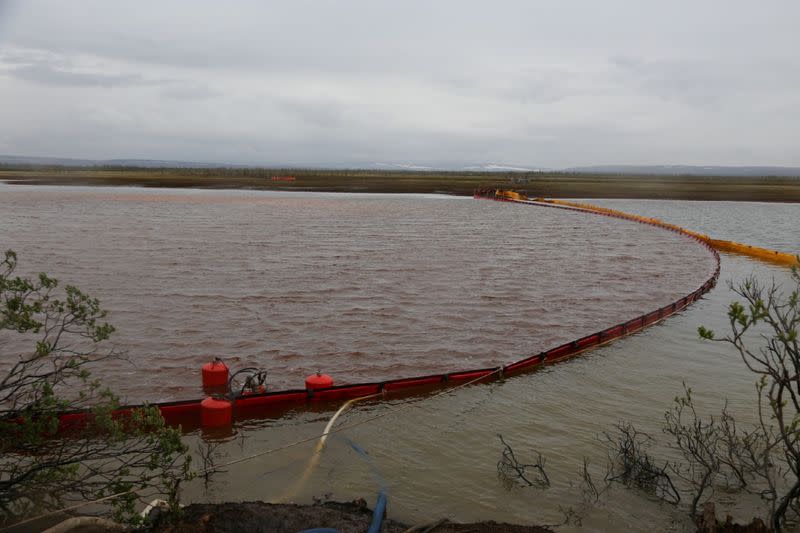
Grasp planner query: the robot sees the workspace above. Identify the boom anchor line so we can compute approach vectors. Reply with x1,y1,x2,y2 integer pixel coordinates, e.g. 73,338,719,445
53,190,723,433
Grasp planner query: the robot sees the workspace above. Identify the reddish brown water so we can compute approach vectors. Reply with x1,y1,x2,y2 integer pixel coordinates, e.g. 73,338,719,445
0,186,716,403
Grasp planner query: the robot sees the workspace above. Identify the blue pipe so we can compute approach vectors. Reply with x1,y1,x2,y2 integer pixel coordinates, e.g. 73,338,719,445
368,490,387,533
343,439,388,533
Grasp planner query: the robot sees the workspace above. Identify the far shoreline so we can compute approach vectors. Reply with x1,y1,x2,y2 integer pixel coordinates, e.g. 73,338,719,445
2,167,800,202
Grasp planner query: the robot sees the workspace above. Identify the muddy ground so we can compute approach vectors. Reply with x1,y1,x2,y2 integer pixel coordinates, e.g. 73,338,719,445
150,500,554,533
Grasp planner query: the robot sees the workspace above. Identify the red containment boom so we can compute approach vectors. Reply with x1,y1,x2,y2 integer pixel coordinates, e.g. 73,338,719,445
52,194,723,432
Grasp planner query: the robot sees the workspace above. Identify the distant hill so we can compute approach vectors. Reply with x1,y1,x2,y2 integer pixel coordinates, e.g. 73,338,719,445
2,155,799,177
564,165,800,177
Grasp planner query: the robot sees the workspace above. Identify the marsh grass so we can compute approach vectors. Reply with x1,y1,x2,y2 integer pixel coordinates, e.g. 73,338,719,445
2,166,800,201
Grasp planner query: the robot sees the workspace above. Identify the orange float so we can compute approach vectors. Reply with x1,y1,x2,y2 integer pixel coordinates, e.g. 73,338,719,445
305,372,334,391
201,359,229,388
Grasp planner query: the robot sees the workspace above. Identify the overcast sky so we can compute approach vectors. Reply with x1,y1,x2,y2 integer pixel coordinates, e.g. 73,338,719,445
0,1,798,168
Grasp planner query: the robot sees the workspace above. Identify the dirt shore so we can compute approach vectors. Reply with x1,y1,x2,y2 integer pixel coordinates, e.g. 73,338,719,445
3,167,800,201
150,500,554,533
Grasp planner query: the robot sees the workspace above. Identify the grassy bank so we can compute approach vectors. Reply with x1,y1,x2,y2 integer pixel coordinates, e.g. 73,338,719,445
2,166,800,201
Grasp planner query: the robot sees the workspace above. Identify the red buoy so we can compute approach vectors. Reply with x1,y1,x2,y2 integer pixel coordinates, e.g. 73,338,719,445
201,397,232,427
305,372,334,391
202,359,229,389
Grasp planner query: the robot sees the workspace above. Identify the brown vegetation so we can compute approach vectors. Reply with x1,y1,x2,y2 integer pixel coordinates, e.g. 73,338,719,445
2,166,800,201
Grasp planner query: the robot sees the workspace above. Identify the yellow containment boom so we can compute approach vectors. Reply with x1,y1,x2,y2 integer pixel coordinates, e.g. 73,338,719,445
532,197,799,267
495,189,528,201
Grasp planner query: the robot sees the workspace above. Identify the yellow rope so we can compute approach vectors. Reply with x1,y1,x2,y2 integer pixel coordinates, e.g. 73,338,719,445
273,393,380,503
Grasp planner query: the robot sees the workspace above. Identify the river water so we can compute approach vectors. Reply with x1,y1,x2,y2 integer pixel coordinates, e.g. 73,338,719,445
0,186,714,401
1,185,797,531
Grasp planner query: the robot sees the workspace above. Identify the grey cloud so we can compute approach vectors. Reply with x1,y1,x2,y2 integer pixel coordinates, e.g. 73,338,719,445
1,13,412,77
495,69,581,105
160,83,221,101
0,47,56,65
610,56,727,107
0,47,170,88
277,98,351,129
610,55,800,109
1,0,799,167
9,63,152,88
435,68,574,105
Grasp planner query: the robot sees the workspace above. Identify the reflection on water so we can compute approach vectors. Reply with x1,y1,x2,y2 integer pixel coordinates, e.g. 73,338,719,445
2,185,796,531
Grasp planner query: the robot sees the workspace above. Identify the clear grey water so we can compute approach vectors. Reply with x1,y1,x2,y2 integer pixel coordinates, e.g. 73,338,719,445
1,185,797,531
